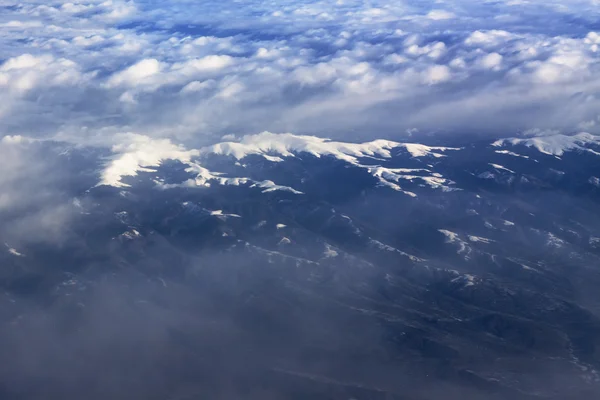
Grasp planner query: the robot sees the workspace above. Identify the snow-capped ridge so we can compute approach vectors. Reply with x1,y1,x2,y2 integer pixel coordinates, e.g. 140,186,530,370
99,134,200,188
201,131,460,163
493,132,600,156
365,165,456,194
96,132,462,196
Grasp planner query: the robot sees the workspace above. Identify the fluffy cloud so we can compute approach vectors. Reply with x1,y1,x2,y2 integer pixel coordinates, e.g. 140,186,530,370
106,58,163,88
422,65,452,85
0,54,86,94
426,10,456,20
1,0,600,143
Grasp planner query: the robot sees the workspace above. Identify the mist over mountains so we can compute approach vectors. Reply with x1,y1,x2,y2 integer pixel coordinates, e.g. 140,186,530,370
3,0,600,399
3,131,600,399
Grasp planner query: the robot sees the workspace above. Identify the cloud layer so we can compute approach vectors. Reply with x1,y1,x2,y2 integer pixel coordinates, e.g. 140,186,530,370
1,0,600,144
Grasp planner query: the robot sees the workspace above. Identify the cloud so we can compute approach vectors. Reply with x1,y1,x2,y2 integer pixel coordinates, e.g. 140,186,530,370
0,0,600,145
0,139,80,245
426,9,456,20
478,52,504,70
106,58,163,88
422,65,452,84
465,30,515,47
0,54,85,94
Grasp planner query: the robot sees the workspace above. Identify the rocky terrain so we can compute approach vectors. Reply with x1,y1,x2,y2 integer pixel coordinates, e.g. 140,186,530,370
2,131,600,399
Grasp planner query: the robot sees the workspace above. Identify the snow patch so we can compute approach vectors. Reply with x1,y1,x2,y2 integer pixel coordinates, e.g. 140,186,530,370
368,239,423,261
254,220,267,230
210,210,241,218
118,229,141,240
278,237,292,245
366,166,456,193
262,155,284,162
452,273,477,287
478,171,495,179
468,235,493,243
439,230,472,258
156,163,302,194
439,229,459,242
323,243,339,258
251,180,303,194
489,163,515,173
494,150,530,159
546,233,565,248
6,245,24,257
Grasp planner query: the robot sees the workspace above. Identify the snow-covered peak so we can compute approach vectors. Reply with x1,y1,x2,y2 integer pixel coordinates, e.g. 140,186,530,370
97,132,460,195
493,132,600,156
98,135,303,194
99,134,199,188
201,131,459,163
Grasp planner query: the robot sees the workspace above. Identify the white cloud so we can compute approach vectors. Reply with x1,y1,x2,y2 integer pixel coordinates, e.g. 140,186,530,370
106,59,163,88
1,0,600,144
292,63,338,86
478,53,504,70
405,42,447,59
0,20,43,28
0,53,87,107
384,53,409,65
180,79,217,93
422,65,452,84
426,10,456,20
98,0,138,21
1,54,51,71
465,30,514,47
585,32,600,45
171,55,236,75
